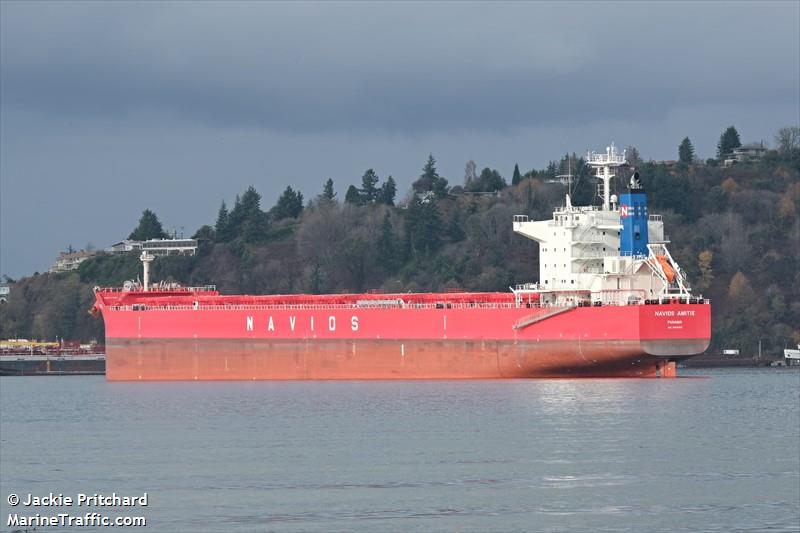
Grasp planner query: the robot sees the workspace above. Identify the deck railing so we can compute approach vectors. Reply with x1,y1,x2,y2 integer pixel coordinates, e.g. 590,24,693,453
106,298,709,313
95,285,217,294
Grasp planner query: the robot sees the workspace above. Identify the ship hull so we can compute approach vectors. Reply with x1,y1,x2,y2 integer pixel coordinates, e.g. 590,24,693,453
98,300,710,380
106,338,685,380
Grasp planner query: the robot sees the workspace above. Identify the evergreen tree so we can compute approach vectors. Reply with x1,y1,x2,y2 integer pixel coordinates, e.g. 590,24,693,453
562,153,584,177
467,168,505,192
345,185,363,205
717,126,742,159
512,163,522,186
404,196,442,257
360,169,380,203
412,154,449,198
192,225,216,242
272,186,304,220
227,194,243,235
678,137,695,164
432,174,450,198
376,213,399,272
484,167,506,191
240,186,262,219
545,161,558,180
447,208,466,242
379,176,397,206
215,201,230,241
322,178,336,200
128,209,168,241
292,190,304,217
228,186,268,243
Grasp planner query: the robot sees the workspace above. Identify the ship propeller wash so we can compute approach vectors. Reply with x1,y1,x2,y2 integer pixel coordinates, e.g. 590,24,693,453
93,144,710,380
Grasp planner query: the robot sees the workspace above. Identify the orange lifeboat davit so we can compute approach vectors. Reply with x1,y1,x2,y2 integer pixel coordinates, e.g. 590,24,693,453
656,255,676,283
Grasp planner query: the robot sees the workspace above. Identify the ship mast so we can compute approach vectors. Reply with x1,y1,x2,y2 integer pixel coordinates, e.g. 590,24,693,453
140,251,155,292
586,143,626,210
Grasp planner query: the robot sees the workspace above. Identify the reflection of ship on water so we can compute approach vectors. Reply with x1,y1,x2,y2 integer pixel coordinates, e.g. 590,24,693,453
0,339,105,376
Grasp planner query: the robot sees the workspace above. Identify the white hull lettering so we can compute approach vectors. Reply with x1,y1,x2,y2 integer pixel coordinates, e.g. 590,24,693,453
328,316,336,331
268,316,275,332
289,316,296,331
655,310,695,318
246,316,254,332
351,316,359,332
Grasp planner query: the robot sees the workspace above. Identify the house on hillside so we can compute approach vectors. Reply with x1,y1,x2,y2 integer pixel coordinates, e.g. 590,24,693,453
105,240,142,253
49,250,97,273
105,238,197,257
723,141,768,167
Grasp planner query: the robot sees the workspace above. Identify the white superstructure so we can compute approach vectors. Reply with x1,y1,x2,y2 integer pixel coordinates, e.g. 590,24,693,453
512,144,694,307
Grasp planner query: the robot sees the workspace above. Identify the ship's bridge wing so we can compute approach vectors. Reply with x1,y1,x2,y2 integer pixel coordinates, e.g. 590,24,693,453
512,216,551,243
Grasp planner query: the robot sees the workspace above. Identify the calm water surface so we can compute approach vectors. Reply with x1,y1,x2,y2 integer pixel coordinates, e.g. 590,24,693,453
1,368,798,532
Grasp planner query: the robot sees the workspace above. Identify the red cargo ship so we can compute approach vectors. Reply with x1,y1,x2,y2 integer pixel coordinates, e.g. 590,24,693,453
93,144,711,380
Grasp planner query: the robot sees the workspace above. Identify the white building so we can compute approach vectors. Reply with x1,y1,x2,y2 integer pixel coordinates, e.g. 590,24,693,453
784,345,800,366
49,250,97,273
105,238,197,257
0,285,9,303
723,142,768,166
105,240,142,253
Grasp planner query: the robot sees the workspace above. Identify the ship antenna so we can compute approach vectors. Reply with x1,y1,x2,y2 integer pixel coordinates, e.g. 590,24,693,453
567,157,572,196
555,154,575,206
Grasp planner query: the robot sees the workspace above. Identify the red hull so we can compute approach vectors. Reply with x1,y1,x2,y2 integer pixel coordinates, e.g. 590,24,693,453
95,291,710,380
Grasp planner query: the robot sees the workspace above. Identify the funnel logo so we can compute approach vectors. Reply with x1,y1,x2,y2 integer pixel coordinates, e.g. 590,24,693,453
620,204,630,218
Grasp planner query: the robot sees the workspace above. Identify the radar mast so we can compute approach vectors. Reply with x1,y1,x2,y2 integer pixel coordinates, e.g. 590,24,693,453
586,143,626,210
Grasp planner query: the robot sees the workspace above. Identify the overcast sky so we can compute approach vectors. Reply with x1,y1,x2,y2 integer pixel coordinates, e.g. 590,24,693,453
1,1,798,278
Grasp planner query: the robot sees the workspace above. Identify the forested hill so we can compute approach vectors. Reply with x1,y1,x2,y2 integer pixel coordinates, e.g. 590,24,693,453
2,131,799,357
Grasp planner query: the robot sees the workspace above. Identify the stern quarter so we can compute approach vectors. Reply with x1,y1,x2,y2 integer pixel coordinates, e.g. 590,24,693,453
639,301,711,359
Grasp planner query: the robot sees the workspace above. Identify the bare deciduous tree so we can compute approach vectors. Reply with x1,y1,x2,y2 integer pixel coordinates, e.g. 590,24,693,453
775,126,800,154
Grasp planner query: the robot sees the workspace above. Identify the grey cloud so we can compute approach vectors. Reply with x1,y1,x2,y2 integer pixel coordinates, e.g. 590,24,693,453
1,1,798,278
3,2,797,134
